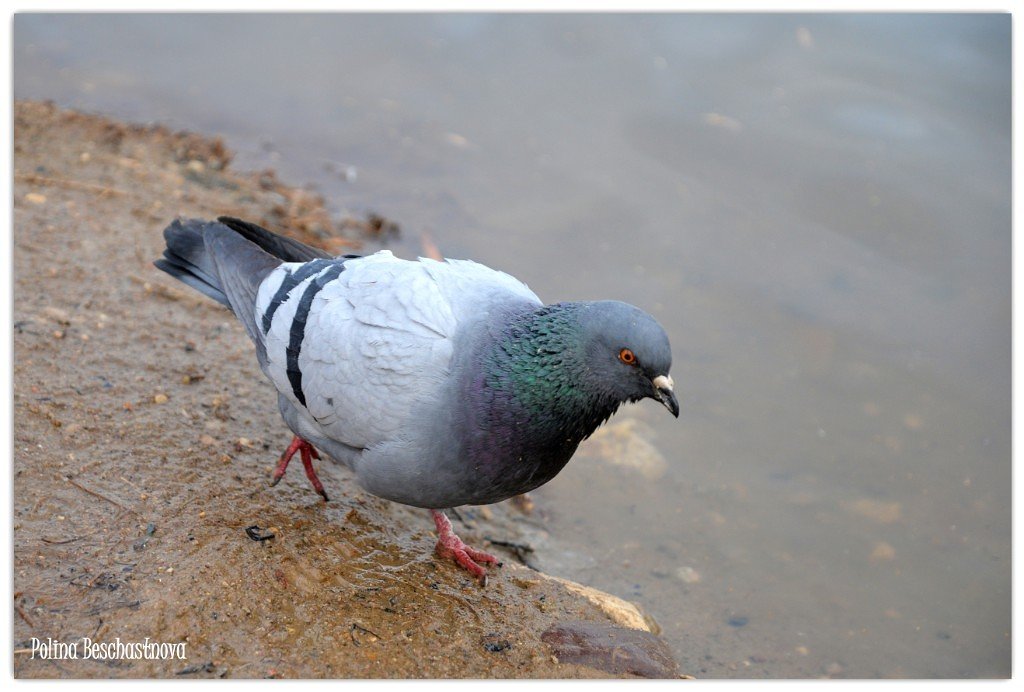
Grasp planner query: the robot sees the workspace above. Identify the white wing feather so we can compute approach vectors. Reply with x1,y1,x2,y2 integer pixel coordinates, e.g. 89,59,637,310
255,250,539,452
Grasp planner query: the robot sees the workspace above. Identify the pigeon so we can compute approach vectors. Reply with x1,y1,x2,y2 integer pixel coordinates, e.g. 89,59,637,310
155,216,678,584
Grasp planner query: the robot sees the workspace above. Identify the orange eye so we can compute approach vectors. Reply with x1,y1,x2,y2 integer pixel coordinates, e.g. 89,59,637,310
619,348,637,365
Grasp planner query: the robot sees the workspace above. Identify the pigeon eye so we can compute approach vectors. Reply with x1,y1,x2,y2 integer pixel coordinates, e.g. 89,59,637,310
618,348,637,366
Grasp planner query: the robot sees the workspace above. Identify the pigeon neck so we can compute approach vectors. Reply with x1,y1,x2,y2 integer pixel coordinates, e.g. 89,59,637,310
486,302,621,444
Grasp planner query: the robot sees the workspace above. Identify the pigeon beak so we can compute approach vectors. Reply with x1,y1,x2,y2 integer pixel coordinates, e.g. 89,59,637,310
652,374,679,418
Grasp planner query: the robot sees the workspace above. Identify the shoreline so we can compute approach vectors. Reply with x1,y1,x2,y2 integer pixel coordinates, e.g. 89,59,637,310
12,100,683,679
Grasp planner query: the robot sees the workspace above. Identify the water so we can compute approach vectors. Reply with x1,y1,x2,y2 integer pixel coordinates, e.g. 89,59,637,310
14,13,1010,678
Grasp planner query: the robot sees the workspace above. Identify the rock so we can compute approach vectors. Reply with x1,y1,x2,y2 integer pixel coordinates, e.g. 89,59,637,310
545,575,655,632
541,621,680,678
577,417,667,480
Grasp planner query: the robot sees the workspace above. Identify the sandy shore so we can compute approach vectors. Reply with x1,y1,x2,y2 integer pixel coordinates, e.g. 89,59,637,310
12,100,683,679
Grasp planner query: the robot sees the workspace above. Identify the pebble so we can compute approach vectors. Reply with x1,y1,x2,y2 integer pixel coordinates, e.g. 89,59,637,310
541,621,680,678
869,541,896,562
153,393,169,404
903,413,924,430
844,498,902,524
675,566,701,584
796,26,815,49
481,633,511,653
42,306,70,323
581,417,667,480
511,493,535,514
703,112,743,131
25,192,47,205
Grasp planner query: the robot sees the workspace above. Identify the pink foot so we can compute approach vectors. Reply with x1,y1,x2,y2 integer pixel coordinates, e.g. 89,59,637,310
431,509,500,585
270,436,328,502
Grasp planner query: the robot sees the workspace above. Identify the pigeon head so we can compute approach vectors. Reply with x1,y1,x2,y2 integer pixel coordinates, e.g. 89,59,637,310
577,300,679,418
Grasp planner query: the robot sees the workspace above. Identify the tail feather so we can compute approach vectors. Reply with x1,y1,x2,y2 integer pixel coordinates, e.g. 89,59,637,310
217,216,332,263
154,218,283,352
202,225,282,347
154,216,355,360
155,219,231,307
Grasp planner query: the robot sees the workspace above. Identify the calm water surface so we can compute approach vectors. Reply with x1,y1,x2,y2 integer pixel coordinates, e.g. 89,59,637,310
14,13,1011,678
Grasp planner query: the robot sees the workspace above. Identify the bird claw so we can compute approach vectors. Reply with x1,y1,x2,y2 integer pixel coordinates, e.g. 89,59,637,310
271,436,328,501
431,509,500,585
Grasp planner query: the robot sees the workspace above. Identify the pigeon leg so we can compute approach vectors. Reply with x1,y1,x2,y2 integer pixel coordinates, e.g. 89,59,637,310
270,435,329,502
430,509,500,585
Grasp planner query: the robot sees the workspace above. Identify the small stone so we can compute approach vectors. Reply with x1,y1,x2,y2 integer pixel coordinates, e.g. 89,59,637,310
511,493,535,515
25,192,47,205
481,633,511,653
674,566,701,584
199,434,217,446
796,26,815,49
703,112,742,131
844,498,902,524
869,541,896,562
903,413,924,430
445,132,471,149
153,393,169,404
580,417,667,480
42,306,70,323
